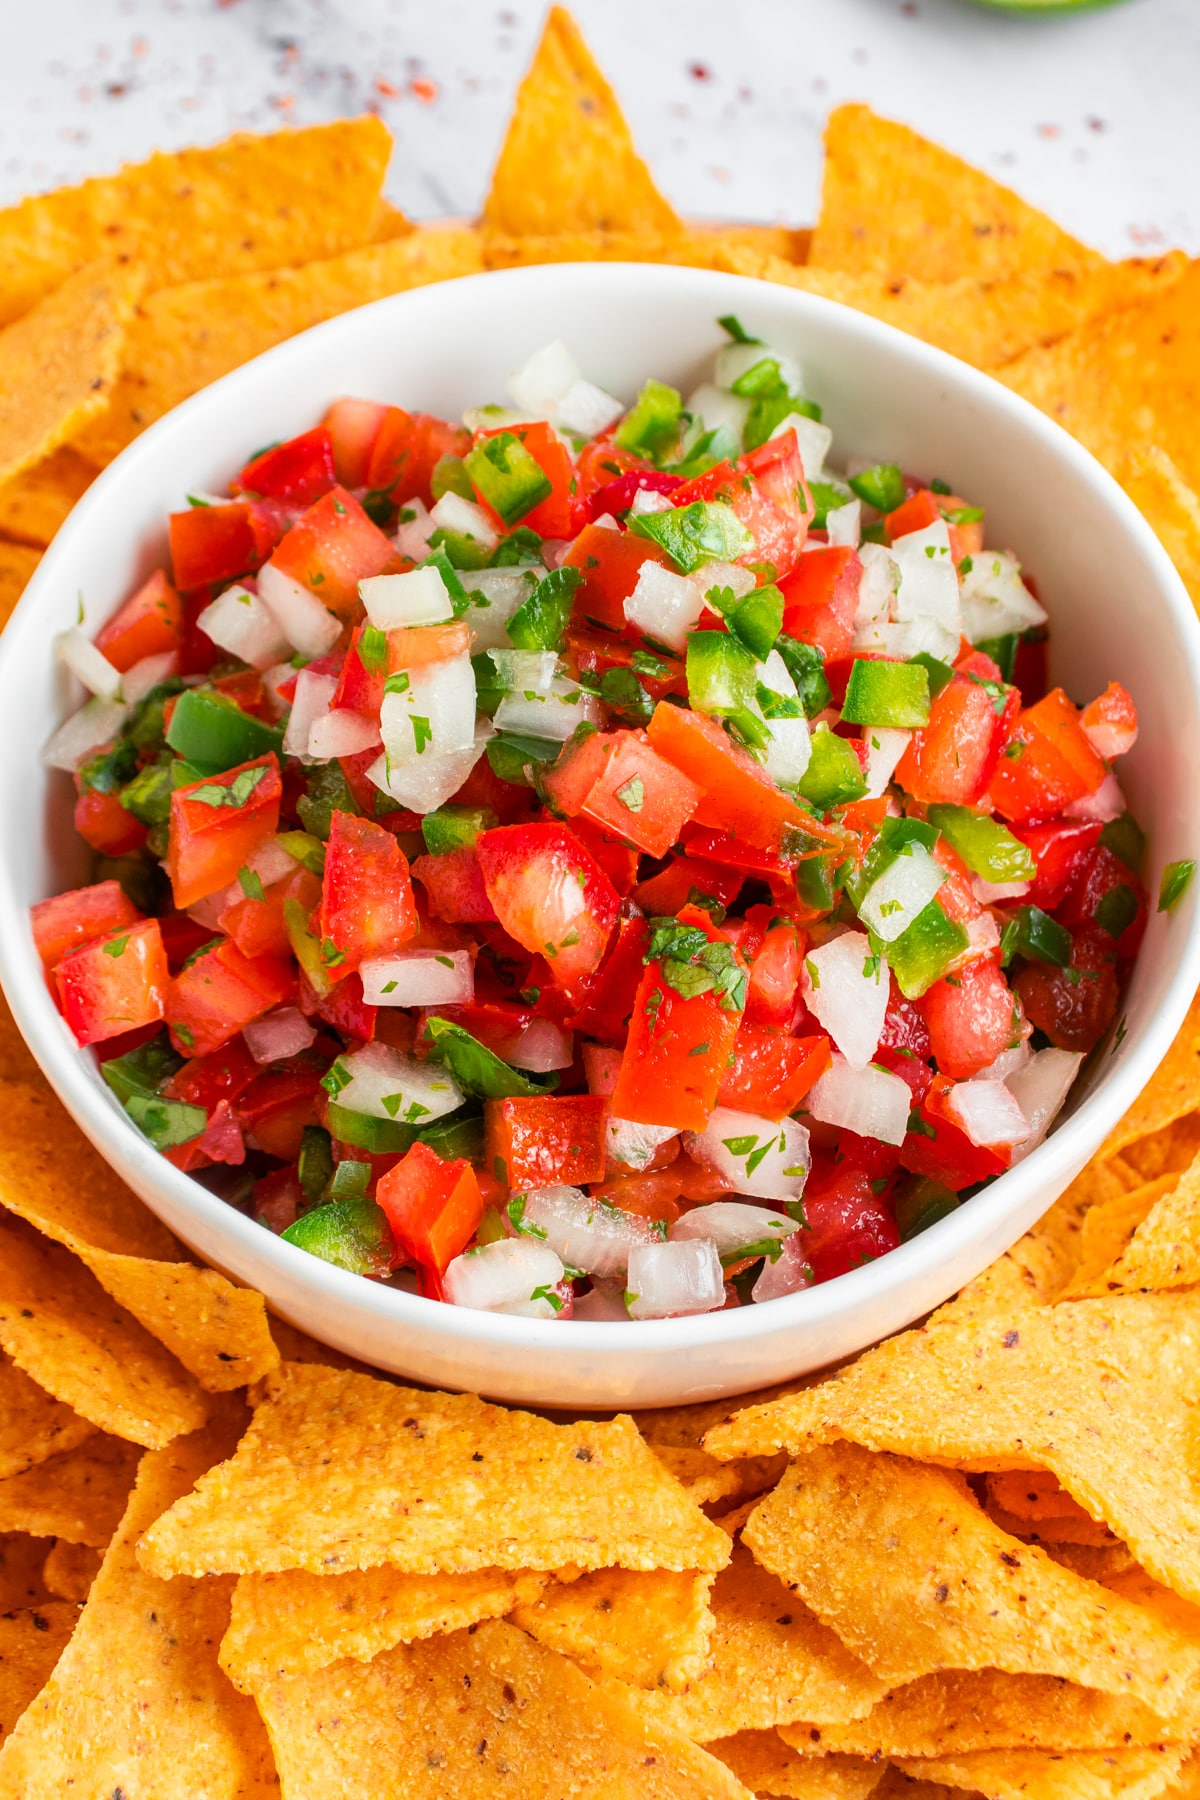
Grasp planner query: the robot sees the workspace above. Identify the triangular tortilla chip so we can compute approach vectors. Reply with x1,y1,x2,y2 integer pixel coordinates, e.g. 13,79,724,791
0,1405,278,1798
0,446,94,548
707,1734,885,1800
1120,444,1200,616
808,104,1100,282
72,224,483,466
744,1443,1200,1713
41,1539,101,1604
138,1362,730,1579
0,536,42,633
0,1435,139,1547
251,1616,749,1799
482,7,681,238
1099,988,1200,1161
0,1604,80,1748
894,1747,1186,1800
0,994,39,1084
1086,1154,1200,1294
1058,1169,1187,1298
0,117,393,326
0,1356,93,1481
512,1565,715,1691
0,1536,54,1612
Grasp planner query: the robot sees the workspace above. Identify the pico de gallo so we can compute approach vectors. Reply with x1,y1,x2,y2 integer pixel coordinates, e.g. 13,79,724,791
34,319,1149,1322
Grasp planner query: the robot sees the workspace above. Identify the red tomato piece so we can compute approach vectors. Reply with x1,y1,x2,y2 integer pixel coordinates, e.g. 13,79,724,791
475,823,620,993
54,919,168,1047
164,1035,259,1110
1013,929,1119,1054
885,488,983,562
571,438,652,525
631,854,743,916
93,569,183,673
219,866,322,962
647,701,813,855
73,789,147,856
167,755,282,911
472,420,574,540
485,1094,609,1190
562,909,650,1044
317,811,418,977
778,545,862,662
544,727,701,858
239,1066,325,1160
366,409,471,507
718,1023,830,1119
899,1075,1008,1191
800,1167,901,1282
311,970,378,1044
412,847,498,923
269,486,397,617
920,955,1021,1082
376,1140,485,1277
31,880,140,968
1012,820,1103,911
322,397,389,488
165,939,294,1058
675,433,812,580
330,623,387,715
874,986,934,1103
566,815,640,897
1080,680,1138,760
562,624,687,704
739,906,804,1028
1056,844,1146,959
989,688,1107,825
563,522,671,634
895,668,1018,807
238,427,337,508
169,503,274,589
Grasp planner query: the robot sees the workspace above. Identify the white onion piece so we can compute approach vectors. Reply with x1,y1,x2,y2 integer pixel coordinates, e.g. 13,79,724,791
43,696,129,772
959,551,1047,643
606,1117,678,1171
507,339,580,416
492,1285,573,1320
360,566,453,630
698,560,757,602
944,1078,1031,1149
121,651,181,703
308,709,383,760
858,844,946,943
359,950,474,1008
506,1017,574,1073
198,584,291,669
715,340,804,394
332,1042,464,1124
486,649,559,696
444,1238,565,1312
54,627,123,701
257,560,341,657
972,874,1031,905
380,652,476,763
670,1201,799,1259
393,498,437,562
555,379,623,439
685,382,750,442
624,560,706,653
572,1281,631,1322
1064,771,1125,824
770,413,833,480
625,1239,725,1320
260,662,296,720
1082,709,1137,761
756,649,798,701
752,1234,815,1303
283,669,337,763
519,1185,658,1282
861,726,911,800
684,1108,810,1203
806,1054,912,1148
628,488,674,518
761,714,812,788
976,1040,1033,1083
430,490,499,550
458,568,541,651
368,720,493,813
1007,1048,1084,1164
946,911,1001,975
853,543,900,630
243,1007,318,1065
825,498,862,548
493,677,601,742
892,520,962,640
801,930,889,1069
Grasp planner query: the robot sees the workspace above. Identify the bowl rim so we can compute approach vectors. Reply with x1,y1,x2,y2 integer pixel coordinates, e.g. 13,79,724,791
3,258,1199,1365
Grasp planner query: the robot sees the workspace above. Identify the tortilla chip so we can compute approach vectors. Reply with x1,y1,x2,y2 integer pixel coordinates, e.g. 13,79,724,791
369,199,414,243
0,1435,139,1547
138,1362,731,1579
0,1356,94,1480
220,1564,546,1692
0,995,38,1086
0,117,393,326
0,1537,54,1612
0,1082,278,1391
723,250,1187,373
0,446,93,548
782,1669,1194,1758
41,1539,102,1604
0,538,41,633
0,1604,80,1746
707,1733,885,1800
1072,1150,1200,1296
511,1565,714,1691
1120,444,1200,615
264,1314,372,1374
0,1211,208,1448
808,104,1100,283
986,1505,1118,1550
985,1471,1103,1525
743,1443,1200,1713
692,222,811,264
1048,1542,1140,1585
649,1444,749,1507
0,1404,277,1797
1057,1175,1179,1297
73,225,483,467
625,1544,887,1739
895,1747,1186,1800
482,7,680,239
1120,1115,1200,1185
251,1615,749,1800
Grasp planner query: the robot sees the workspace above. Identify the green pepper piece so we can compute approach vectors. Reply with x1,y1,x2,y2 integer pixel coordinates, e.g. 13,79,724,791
275,830,327,876
427,526,493,570
668,421,740,480
326,1101,419,1155
296,763,360,841
879,903,969,999
421,804,498,856
422,1018,556,1099
430,453,474,502
124,1093,208,1151
627,500,753,575
892,1174,960,1241
807,476,854,530
998,904,1072,969
297,1125,335,1207
773,634,832,718
926,804,1035,884
418,1113,486,1162
794,852,840,913
118,758,175,827
489,526,544,568
101,1031,183,1106
124,679,187,753
326,1159,372,1200
974,633,1019,682
486,733,562,788
463,432,552,526
686,631,760,720
420,545,468,608
505,565,582,652
164,688,283,772
909,651,955,699
281,1198,395,1277
798,727,868,810
283,897,334,999
613,379,683,462
848,463,906,513
78,737,139,796
841,659,930,729
1099,813,1146,873
724,583,784,660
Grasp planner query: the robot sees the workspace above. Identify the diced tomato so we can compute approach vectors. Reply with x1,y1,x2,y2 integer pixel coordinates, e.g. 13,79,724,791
800,1167,901,1282
330,623,387,715
919,956,1021,1081
543,727,701,858
485,1094,609,1189
31,880,140,968
54,919,168,1047
322,398,389,488
238,427,337,509
563,522,671,635
563,909,650,1043
447,750,537,826
1012,820,1103,911
167,755,283,911
387,620,470,673
676,432,813,580
874,986,934,1102
219,865,322,962
166,939,294,1059
311,970,378,1044
1080,681,1138,760
585,1166,687,1229
157,911,221,972
472,420,574,539
317,811,418,977
647,701,813,855
717,1023,830,1118
376,1140,485,1277
366,409,471,507
778,545,862,661
631,854,743,916
566,816,639,897
332,749,419,836
562,624,687,704
254,1166,305,1234
475,823,620,994
1056,844,1146,959
895,667,1018,807
178,587,221,677
93,569,183,673
412,847,498,923
164,1034,259,1110
989,688,1107,826
1014,929,1119,1054
169,503,275,590
73,789,147,856
885,488,983,562
739,906,804,1027
239,1065,324,1160
683,820,838,876
588,469,683,522
571,438,652,525
419,1001,534,1063
900,1075,1008,1191
269,487,396,617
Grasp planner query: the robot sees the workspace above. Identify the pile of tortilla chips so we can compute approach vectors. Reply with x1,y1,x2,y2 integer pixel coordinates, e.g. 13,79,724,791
2,7,1200,1794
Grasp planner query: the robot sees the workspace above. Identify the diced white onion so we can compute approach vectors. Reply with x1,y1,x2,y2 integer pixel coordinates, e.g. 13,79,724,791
360,567,453,630
380,653,476,764
492,1287,572,1321
258,561,341,658
507,339,581,416
699,560,757,602
625,1239,725,1320
283,670,338,763
685,382,750,442
853,543,900,630
760,714,812,788
555,379,624,439
861,726,911,800
444,1238,565,1312
243,1007,318,1065
120,651,180,704
359,950,474,1008
684,1107,810,1203
493,677,601,742
486,649,559,696
628,488,674,517
333,1041,465,1124
260,662,296,720
944,1078,1031,1149
624,560,707,653
670,1200,799,1258
430,491,499,550
393,498,437,562
307,709,383,760
801,930,889,1069
43,696,129,772
1007,1048,1084,1164
198,584,291,670
892,520,962,641
606,1117,678,1171
54,627,123,701
1064,772,1125,824
825,498,862,548
959,551,1047,644
946,911,1001,975
770,414,833,481
519,1186,658,1282
757,649,798,700
368,719,493,814
975,1040,1033,1084
858,844,947,943
752,1234,814,1303
458,568,541,651
506,1017,575,1073
806,1054,912,1148
972,875,1031,905
572,1281,631,1321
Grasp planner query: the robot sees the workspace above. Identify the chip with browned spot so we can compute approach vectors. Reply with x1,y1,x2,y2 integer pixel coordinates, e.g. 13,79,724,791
706,1732,885,1800
0,1535,54,1612
40,1540,101,1605
0,1435,138,1547
512,1565,715,1692
0,1605,80,1748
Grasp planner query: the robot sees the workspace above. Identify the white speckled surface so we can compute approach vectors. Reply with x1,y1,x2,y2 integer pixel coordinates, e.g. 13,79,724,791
0,0,1194,257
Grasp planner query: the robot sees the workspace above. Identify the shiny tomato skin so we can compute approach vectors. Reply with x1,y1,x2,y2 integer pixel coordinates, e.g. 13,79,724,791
1055,844,1147,959
167,755,282,912
54,919,168,1047
778,546,862,662
165,940,295,1059
376,1140,484,1277
920,956,1021,1082
270,487,397,618
94,569,183,673
238,428,337,509
739,905,804,1028
476,823,620,994
562,909,650,1044
717,1022,830,1119
1013,821,1104,911
317,811,418,976
989,688,1107,825
647,702,813,855
801,1168,901,1283
322,398,389,488
885,488,983,562
899,1075,1008,1190
895,671,1017,807
366,409,471,507
564,523,672,635
412,846,498,924
74,789,147,856
1013,929,1119,1054
485,1094,609,1189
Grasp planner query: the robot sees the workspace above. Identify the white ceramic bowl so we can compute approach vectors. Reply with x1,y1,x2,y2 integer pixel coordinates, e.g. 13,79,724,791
2,263,1199,1410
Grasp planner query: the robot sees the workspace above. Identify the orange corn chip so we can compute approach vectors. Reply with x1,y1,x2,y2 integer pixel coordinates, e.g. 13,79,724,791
707,1733,885,1800
0,117,393,326
0,1435,139,1547
511,1566,715,1692
369,199,414,243
809,104,1099,283
0,538,41,633
72,224,483,467
263,1315,373,1374
1057,1175,1179,1297
1073,1151,1200,1297
894,1747,1186,1800
1101,984,1200,1157
0,446,94,548
0,1536,54,1612
0,1604,80,1747
985,1506,1118,1551
985,1471,1102,1525
0,1404,277,1797
41,1539,102,1604
482,8,681,239
1049,1543,1140,1585
250,1616,750,1799
1120,1116,1200,1185
138,1362,731,1579
0,1356,94,1480
1120,445,1200,616
743,1443,1200,1713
